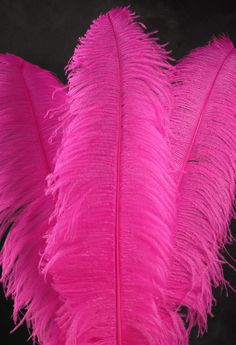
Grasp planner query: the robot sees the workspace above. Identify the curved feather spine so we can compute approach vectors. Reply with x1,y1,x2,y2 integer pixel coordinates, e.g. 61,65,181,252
20,62,52,173
176,45,235,190
107,12,123,344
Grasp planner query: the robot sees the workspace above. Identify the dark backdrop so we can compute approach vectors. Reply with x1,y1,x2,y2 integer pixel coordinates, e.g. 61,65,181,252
0,1,236,344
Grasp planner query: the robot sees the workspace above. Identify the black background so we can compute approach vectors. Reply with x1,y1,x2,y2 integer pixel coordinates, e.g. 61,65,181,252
0,1,236,344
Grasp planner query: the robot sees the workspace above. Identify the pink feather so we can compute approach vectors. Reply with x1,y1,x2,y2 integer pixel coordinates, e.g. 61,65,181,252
42,7,186,345
167,36,236,338
0,54,67,345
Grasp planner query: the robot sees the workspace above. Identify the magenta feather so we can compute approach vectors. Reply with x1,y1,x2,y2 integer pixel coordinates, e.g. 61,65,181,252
0,54,67,345
41,7,186,345
167,36,236,336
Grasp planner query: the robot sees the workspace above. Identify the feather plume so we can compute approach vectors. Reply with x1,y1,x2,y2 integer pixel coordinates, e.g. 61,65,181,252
167,36,236,336
0,54,67,345
42,7,187,345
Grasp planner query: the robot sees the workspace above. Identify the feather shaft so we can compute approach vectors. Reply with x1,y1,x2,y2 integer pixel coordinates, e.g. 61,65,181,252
20,61,52,173
108,12,123,345
176,45,235,190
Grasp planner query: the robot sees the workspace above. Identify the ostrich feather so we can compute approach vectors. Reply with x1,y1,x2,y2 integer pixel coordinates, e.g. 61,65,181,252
167,36,236,336
42,7,187,345
0,54,67,345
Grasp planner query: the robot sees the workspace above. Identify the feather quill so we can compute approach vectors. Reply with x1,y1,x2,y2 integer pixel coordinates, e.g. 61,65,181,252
167,36,236,337
0,54,67,345
42,7,186,345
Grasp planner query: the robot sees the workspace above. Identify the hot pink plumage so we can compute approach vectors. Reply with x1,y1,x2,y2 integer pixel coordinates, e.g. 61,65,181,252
167,36,236,338
42,7,186,345
0,54,67,345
